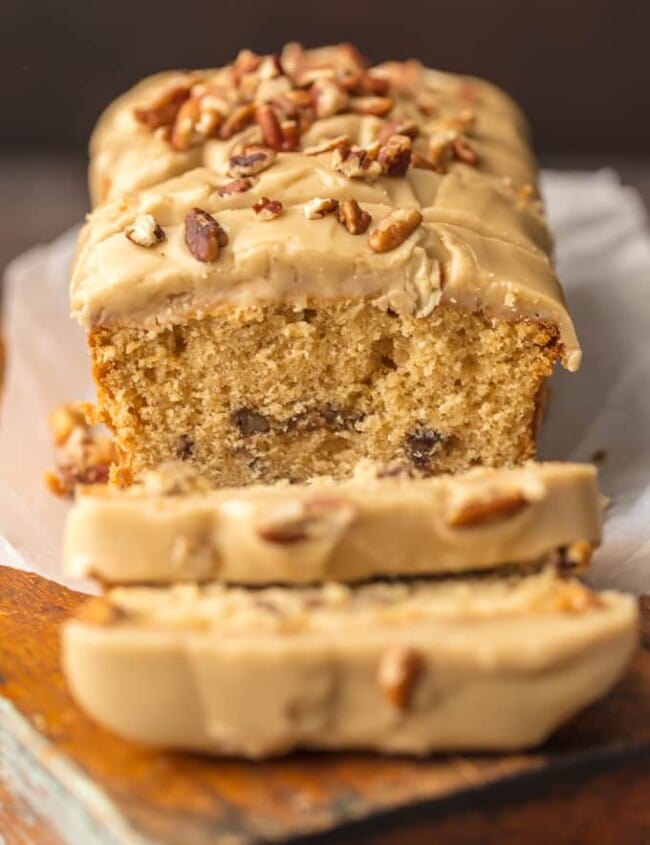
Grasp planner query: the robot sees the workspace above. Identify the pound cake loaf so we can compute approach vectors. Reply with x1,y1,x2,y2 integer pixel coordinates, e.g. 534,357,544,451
62,568,637,757
72,43,579,487
64,461,600,585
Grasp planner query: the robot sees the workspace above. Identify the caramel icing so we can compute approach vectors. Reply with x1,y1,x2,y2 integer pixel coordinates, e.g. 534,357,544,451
75,45,580,369
64,461,601,585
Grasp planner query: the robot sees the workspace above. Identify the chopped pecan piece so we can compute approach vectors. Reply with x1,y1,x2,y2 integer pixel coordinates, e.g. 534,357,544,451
253,103,300,151
303,197,339,219
237,69,262,102
302,134,351,156
184,208,228,262
280,41,305,77
377,134,412,177
255,103,284,150
294,65,337,87
45,403,115,498
252,196,284,220
336,199,372,235
195,83,230,112
233,48,262,77
257,497,354,544
170,97,200,151
369,208,423,253
452,135,480,167
446,490,528,528
258,53,284,80
273,88,313,117
329,42,368,74
332,144,382,181
311,78,349,118
218,103,256,140
133,85,191,130
256,74,293,104
410,152,436,171
217,177,254,197
258,521,309,544
377,118,419,144
427,129,458,173
297,110,315,134
349,95,394,116
228,147,276,177
377,646,424,711
171,95,222,151
173,96,201,144
270,93,298,120
280,119,300,151
241,142,271,156
49,403,88,447
342,71,391,97
124,213,165,248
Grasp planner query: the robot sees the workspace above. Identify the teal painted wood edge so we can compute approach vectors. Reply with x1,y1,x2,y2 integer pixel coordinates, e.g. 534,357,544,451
0,697,155,845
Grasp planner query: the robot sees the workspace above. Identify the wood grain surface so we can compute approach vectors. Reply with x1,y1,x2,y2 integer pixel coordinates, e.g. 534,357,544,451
0,565,649,845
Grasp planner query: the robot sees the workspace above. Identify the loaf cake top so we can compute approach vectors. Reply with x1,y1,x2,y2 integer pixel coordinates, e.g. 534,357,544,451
73,43,580,369
89,43,537,205
64,461,601,585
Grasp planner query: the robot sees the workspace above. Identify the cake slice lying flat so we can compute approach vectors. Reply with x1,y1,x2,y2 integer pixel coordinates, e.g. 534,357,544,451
71,44,579,488
62,568,637,758
64,462,601,585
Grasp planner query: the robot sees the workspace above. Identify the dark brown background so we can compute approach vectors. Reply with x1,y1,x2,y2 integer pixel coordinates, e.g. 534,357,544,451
3,0,650,154
1,0,649,271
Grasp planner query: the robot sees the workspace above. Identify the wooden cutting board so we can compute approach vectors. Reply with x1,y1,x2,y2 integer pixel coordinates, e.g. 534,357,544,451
1,565,649,845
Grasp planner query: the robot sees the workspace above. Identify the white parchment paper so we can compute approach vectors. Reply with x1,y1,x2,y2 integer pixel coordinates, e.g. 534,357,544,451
1,170,649,593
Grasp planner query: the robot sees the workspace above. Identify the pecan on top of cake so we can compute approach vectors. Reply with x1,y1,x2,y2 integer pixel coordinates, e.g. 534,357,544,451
121,44,481,186
128,43,483,175
130,45,395,151
90,43,541,208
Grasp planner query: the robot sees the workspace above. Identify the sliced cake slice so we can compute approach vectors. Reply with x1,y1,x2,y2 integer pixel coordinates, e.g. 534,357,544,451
64,461,601,585
62,568,637,758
